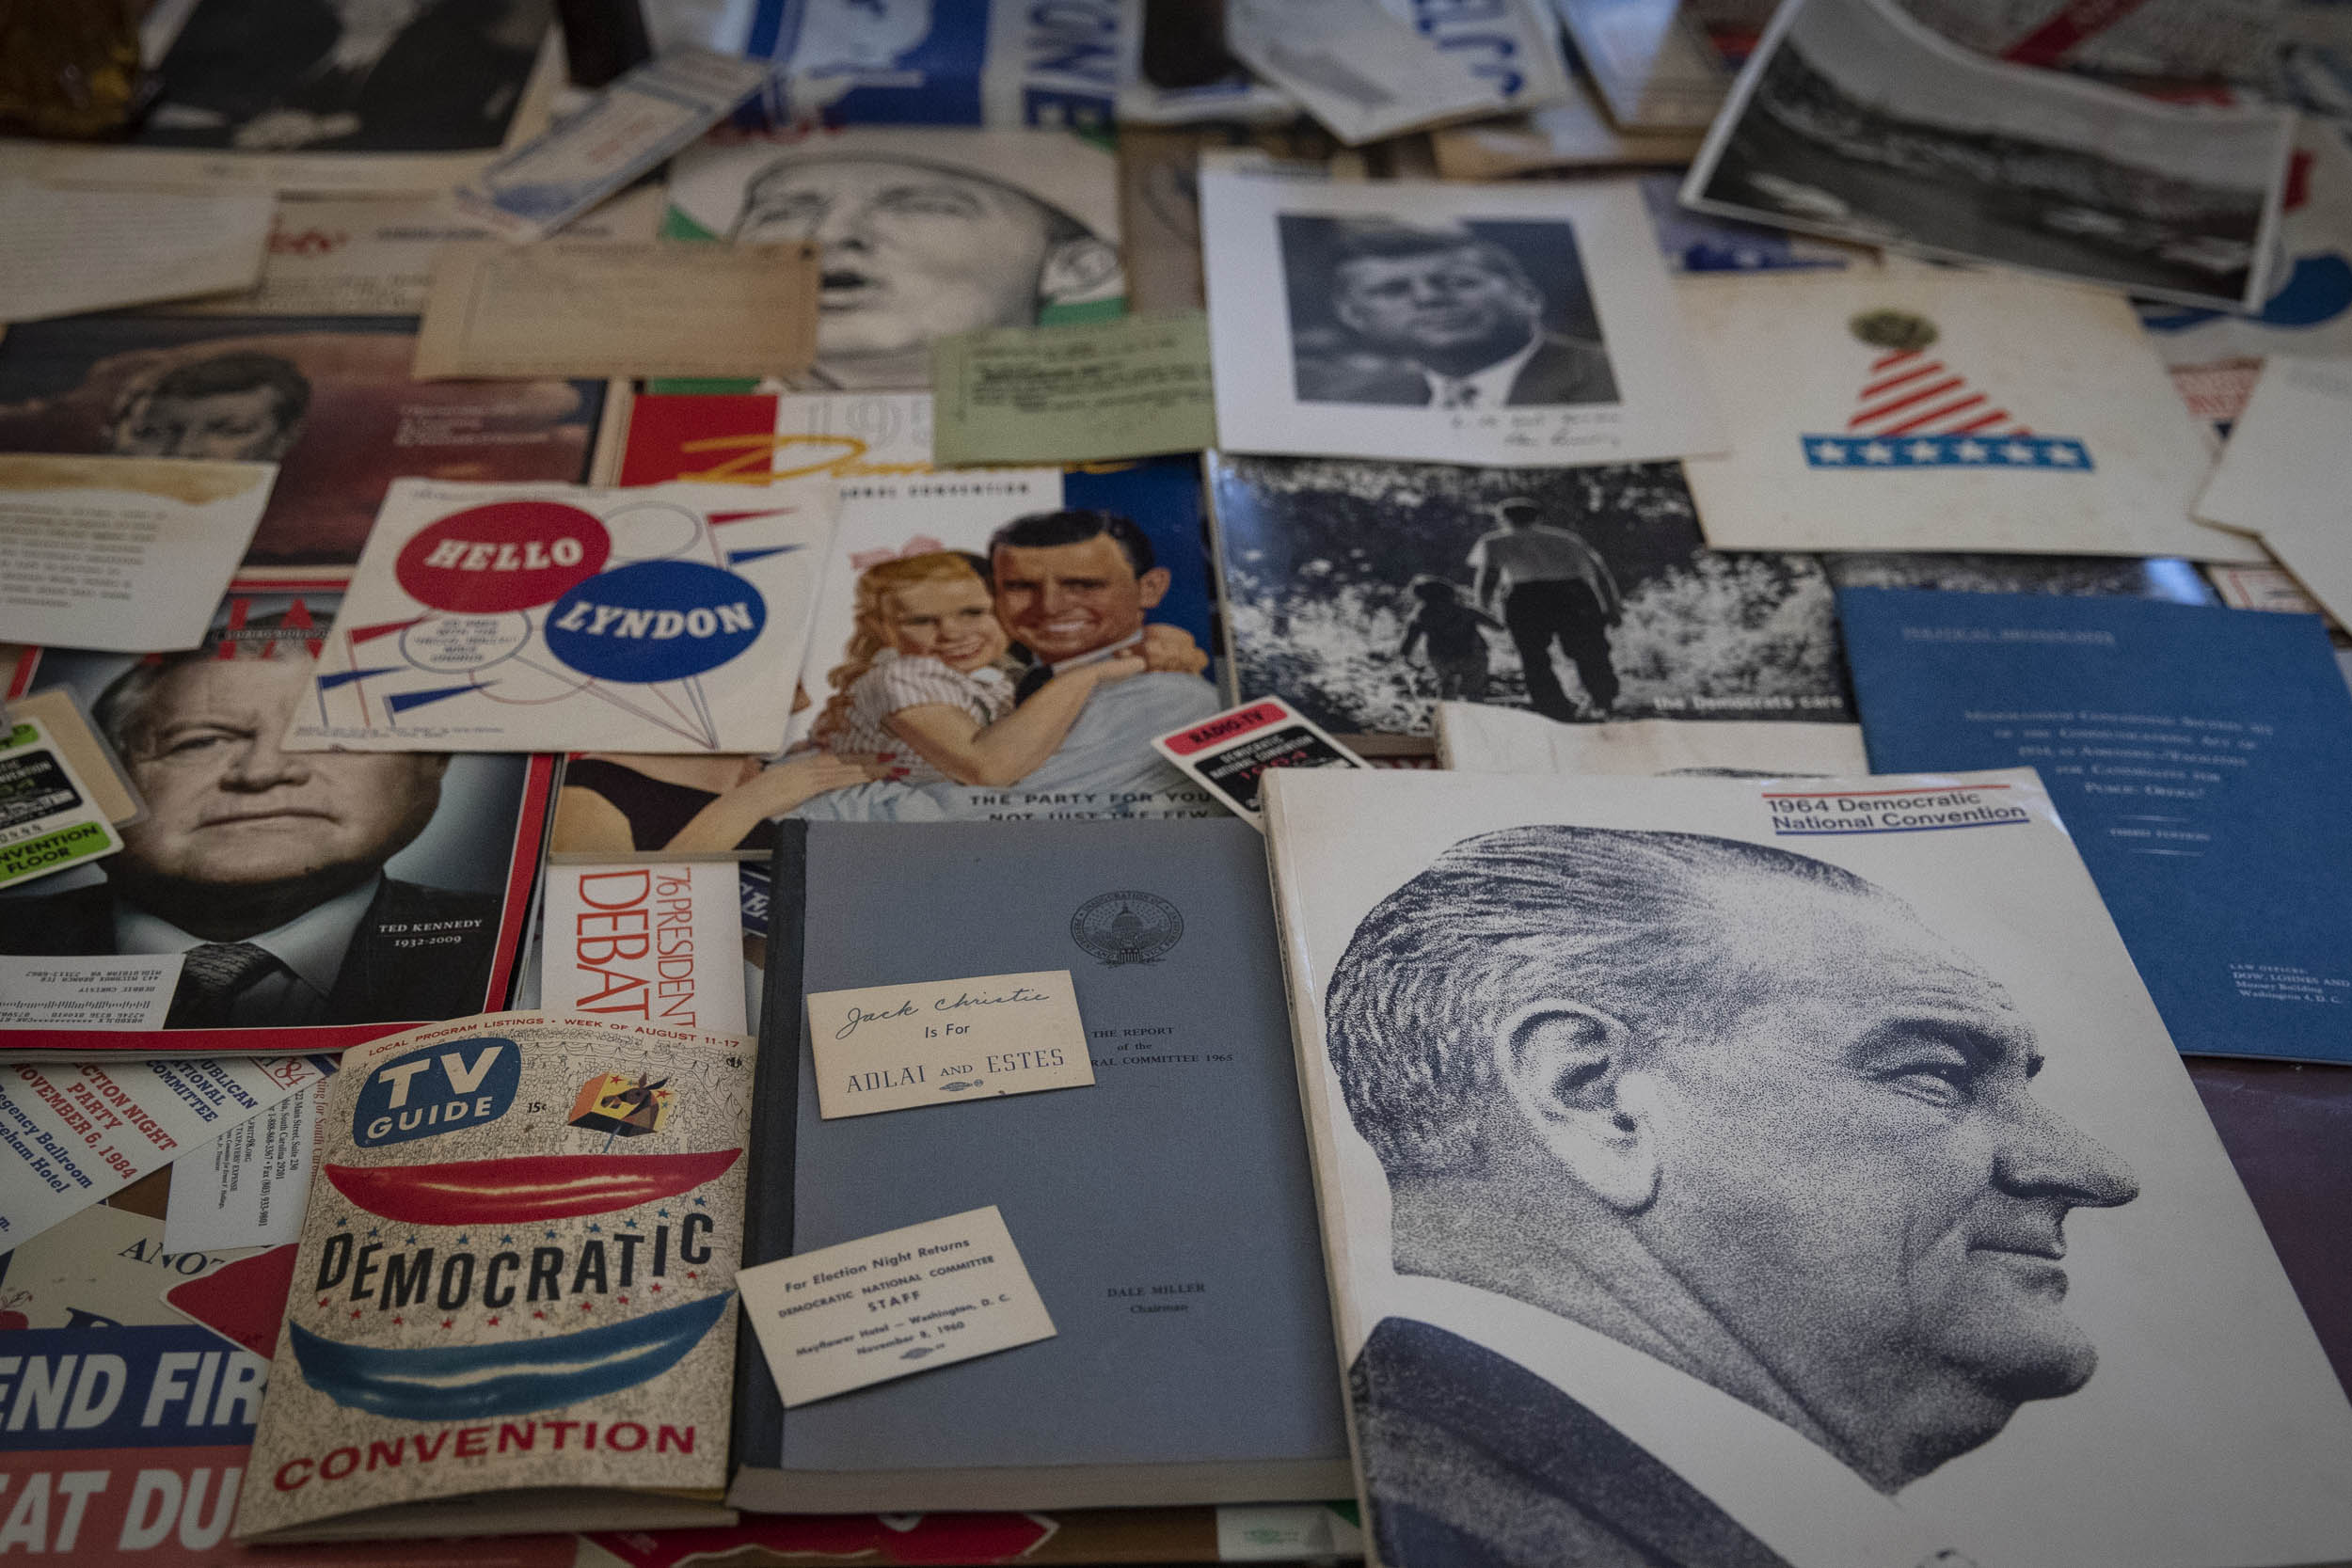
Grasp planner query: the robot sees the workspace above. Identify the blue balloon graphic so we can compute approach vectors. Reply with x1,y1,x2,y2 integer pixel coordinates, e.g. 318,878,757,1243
544,560,767,684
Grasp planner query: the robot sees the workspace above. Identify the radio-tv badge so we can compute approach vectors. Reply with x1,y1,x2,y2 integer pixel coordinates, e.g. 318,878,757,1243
1153,697,1369,830
0,716,123,890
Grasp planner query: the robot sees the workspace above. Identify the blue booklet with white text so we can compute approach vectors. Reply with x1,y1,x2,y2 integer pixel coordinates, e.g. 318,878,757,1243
1840,589,2352,1064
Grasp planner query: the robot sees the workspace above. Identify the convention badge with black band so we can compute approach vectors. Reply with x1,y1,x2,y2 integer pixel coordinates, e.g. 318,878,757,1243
1153,697,1370,829
0,715,123,889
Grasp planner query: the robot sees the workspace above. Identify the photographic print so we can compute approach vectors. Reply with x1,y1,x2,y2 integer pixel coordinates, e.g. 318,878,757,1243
0,315,603,576
0,589,548,1056
1202,172,1724,468
1281,215,1619,410
138,0,554,155
663,127,1125,391
1682,0,2296,310
1263,767,2352,1568
1209,452,1848,738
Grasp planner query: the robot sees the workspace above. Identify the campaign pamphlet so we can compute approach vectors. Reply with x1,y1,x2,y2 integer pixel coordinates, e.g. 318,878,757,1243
233,1013,753,1541
0,1054,328,1254
1675,266,2253,561
612,393,1229,824
282,479,837,754
542,862,747,1037
1840,589,2352,1064
726,0,1127,130
1262,765,2352,1568
167,1078,326,1254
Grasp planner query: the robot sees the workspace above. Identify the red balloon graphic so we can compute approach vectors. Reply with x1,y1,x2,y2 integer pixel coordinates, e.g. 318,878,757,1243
395,501,612,613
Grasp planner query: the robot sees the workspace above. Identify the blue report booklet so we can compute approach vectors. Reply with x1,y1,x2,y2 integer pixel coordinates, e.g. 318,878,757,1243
731,818,1347,1512
1839,589,2352,1064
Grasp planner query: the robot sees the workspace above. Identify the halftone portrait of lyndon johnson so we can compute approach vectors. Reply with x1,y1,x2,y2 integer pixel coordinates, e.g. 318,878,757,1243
1325,823,2140,1568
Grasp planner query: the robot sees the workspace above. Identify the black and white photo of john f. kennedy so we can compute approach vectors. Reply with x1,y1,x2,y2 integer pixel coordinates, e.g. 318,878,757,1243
1326,825,2139,1568
1281,217,1621,411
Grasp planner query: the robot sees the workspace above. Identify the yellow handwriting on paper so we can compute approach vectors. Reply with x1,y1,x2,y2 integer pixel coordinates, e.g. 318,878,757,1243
674,434,932,484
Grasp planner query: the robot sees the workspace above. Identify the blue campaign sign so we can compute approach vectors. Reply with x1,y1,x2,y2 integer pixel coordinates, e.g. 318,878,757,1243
1839,589,2352,1065
545,561,768,684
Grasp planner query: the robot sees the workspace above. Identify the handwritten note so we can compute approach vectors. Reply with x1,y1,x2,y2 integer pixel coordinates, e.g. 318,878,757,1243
806,968,1092,1119
737,1206,1057,1406
930,312,1216,467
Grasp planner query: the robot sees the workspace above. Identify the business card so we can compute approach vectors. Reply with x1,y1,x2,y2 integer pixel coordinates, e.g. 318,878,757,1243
739,1206,1057,1407
806,969,1093,1119
0,717,123,890
1153,697,1370,828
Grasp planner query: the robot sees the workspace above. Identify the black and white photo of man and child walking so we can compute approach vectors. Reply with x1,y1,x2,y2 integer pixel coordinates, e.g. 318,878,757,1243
1399,497,1623,721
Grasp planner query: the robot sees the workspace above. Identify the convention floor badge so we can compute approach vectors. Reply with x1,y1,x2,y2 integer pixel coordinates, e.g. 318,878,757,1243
0,715,123,889
1154,698,1370,830
9,687,142,825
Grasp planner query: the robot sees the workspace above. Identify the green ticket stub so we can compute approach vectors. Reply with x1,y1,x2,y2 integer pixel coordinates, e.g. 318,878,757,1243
931,310,1217,467
0,719,123,889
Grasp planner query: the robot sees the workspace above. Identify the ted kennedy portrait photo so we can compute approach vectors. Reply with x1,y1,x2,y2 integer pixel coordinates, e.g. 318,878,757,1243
663,127,1127,391
0,593,545,1045
1200,171,1724,468
1267,768,2352,1568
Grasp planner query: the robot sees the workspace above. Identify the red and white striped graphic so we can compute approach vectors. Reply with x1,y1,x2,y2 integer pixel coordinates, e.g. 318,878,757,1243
1849,348,2030,438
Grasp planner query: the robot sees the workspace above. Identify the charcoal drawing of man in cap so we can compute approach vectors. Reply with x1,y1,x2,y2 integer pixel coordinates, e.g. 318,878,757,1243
1324,825,2140,1567
731,150,1122,389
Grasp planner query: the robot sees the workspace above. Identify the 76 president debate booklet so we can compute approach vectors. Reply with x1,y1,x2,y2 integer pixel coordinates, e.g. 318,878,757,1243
1262,767,2352,1568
